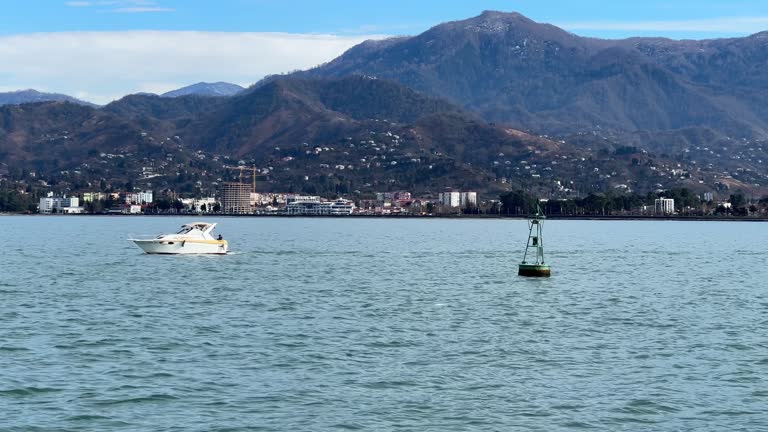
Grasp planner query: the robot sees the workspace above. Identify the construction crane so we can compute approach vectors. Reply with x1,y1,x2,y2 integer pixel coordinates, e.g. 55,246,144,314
232,165,258,193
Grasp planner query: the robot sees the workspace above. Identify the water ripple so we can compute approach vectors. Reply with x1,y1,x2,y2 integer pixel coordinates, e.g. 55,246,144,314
0,217,766,431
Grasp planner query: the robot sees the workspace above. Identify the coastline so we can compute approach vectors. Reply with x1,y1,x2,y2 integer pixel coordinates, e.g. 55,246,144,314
6,212,768,222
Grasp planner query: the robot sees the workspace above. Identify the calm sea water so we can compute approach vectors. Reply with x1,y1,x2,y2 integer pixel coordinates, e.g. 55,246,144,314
1,216,766,431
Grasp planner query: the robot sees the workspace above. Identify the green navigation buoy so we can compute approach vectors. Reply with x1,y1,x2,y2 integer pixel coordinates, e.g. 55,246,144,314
518,204,551,277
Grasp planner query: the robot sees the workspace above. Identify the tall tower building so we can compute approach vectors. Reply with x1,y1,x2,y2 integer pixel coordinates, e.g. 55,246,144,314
220,183,251,214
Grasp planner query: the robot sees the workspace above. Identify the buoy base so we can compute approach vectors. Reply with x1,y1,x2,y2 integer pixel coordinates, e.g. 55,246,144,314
518,263,551,277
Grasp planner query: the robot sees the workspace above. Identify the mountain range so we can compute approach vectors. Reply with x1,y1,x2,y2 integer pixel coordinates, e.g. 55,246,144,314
161,82,245,98
0,90,96,107
0,76,607,197
2,11,768,198
287,11,768,140
0,82,246,107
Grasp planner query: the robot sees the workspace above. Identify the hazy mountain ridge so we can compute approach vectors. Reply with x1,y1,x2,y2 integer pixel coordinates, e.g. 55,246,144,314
161,82,245,98
0,89,97,107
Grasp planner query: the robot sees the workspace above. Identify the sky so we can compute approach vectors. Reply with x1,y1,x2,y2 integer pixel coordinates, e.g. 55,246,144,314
2,0,768,104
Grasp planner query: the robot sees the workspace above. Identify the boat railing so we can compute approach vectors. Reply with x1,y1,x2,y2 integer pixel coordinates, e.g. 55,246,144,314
127,232,165,241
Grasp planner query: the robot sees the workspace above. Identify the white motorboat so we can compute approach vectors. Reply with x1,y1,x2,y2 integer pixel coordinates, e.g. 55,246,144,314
131,222,228,255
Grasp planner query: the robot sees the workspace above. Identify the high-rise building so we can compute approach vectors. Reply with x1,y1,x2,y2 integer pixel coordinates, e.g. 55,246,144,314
439,191,477,208
439,191,461,207
655,198,675,215
219,183,251,214
460,192,477,207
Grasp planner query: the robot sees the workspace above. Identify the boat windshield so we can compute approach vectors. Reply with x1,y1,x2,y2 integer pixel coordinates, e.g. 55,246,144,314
176,224,208,234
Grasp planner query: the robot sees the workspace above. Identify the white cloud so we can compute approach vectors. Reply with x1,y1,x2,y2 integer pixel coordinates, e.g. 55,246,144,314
65,1,174,13
561,16,768,35
0,31,381,104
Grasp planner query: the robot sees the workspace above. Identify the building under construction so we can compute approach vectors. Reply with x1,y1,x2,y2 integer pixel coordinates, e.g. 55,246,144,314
219,182,251,214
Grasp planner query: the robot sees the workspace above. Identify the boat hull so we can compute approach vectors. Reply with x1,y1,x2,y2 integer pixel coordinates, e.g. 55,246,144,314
133,239,228,255
518,263,551,277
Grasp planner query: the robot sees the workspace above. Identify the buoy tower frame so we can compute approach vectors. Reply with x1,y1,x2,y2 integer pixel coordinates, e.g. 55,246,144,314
518,204,551,277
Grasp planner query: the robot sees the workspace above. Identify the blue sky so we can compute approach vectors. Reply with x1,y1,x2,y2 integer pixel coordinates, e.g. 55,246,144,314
2,0,768,104
3,0,768,38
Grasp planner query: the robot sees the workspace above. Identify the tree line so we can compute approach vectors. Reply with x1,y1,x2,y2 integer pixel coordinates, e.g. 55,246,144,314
497,188,764,216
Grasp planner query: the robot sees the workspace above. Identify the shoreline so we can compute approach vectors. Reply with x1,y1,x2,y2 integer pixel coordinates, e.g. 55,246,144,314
4,212,768,222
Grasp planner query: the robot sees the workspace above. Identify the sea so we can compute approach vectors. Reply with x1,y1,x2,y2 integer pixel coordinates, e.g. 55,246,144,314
1,216,766,431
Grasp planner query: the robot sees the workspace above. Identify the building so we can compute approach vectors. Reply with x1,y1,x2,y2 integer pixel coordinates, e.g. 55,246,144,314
180,197,216,212
286,195,320,204
286,196,322,215
39,197,56,213
194,197,216,212
125,190,153,205
439,191,477,208
393,191,411,201
285,196,355,215
375,191,411,202
105,204,143,214
219,183,251,214
460,192,477,207
38,194,84,214
82,192,107,203
250,192,287,206
439,191,461,207
61,196,79,208
655,198,675,215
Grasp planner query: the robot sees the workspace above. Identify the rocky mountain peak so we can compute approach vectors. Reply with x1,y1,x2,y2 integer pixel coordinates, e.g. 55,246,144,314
475,10,530,24
162,82,244,98
432,10,538,35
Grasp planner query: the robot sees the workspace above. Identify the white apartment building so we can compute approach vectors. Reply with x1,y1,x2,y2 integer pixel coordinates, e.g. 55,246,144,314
39,197,56,213
439,191,477,208
39,194,84,214
125,191,153,205
61,197,79,208
655,198,675,215
439,191,461,207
